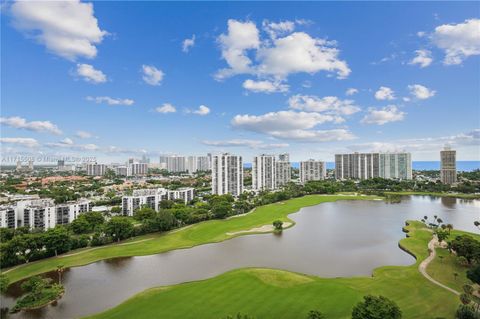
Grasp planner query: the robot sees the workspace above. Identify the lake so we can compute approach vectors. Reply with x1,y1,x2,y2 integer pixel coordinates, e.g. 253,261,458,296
2,196,479,319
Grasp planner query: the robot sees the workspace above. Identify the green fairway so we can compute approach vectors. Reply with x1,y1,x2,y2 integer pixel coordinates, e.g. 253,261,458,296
85,221,462,319
427,229,480,292
3,195,377,284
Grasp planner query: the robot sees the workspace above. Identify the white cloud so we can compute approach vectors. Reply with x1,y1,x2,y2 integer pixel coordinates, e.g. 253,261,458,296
262,20,295,39
61,137,74,145
193,105,210,116
361,105,405,125
86,96,134,106
0,137,39,148
76,131,93,139
215,19,350,81
76,64,107,83
10,0,107,60
374,86,395,100
288,95,360,116
409,49,433,68
182,35,195,53
202,139,289,149
45,138,99,151
408,84,436,100
345,88,358,96
0,116,62,135
431,19,480,65
142,65,164,86
215,19,260,80
231,110,354,142
155,103,176,114
242,79,289,93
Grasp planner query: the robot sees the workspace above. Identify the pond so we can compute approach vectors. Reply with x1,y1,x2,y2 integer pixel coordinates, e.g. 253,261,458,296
2,196,479,319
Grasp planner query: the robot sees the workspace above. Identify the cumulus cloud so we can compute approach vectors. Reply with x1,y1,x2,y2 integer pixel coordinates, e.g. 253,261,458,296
86,96,134,106
361,105,405,125
45,138,99,151
202,139,289,149
288,95,360,116
10,0,107,60
262,20,295,39
409,49,433,68
142,65,164,86
374,86,395,100
0,137,39,148
193,105,211,116
345,88,358,96
155,103,176,114
0,116,62,135
431,19,480,65
231,110,354,142
182,35,195,53
242,79,289,93
215,19,350,81
408,84,436,100
76,64,107,83
75,131,93,139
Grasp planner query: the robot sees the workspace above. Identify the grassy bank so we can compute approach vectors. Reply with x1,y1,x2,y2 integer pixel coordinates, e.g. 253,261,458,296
86,221,462,319
384,191,480,199
3,195,377,284
426,229,480,292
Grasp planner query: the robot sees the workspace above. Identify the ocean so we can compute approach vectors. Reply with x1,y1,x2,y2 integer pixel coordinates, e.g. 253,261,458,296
243,161,480,172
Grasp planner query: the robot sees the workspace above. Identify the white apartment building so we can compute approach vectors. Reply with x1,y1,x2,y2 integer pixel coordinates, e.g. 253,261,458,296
211,153,243,197
335,152,412,180
276,159,291,187
121,187,195,216
0,198,91,230
167,156,186,172
252,154,276,191
86,163,106,176
115,166,130,176
196,156,211,172
130,162,148,176
186,156,198,173
440,147,457,184
300,160,326,184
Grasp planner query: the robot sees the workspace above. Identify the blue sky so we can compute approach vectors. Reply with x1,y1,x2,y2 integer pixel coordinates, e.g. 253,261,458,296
1,1,479,164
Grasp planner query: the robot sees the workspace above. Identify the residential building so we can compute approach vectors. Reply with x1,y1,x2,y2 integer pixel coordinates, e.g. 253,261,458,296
121,187,195,216
115,166,130,176
166,156,186,173
57,160,65,171
186,156,198,173
335,152,412,180
16,161,21,171
197,156,211,172
440,147,457,184
28,160,34,171
129,162,148,176
86,163,106,176
211,153,243,196
300,159,326,184
252,154,276,191
276,154,291,187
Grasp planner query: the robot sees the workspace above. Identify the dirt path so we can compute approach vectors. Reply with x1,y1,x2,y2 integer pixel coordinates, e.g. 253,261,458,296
418,236,460,296
226,222,292,236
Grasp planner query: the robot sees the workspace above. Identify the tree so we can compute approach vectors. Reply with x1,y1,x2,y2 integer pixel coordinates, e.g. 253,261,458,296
211,202,233,219
70,216,91,234
352,295,402,319
455,305,476,319
306,310,326,319
57,264,65,284
160,200,175,210
459,293,471,305
111,206,122,215
44,227,71,256
474,221,480,230
273,220,283,231
104,217,134,242
154,211,177,231
134,207,156,221
0,274,9,293
466,265,480,285
21,276,46,299
83,211,105,226
435,229,449,244
451,235,480,264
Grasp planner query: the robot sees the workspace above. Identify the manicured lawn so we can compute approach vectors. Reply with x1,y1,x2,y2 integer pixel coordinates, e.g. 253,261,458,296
85,221,462,319
3,195,377,284
427,229,480,292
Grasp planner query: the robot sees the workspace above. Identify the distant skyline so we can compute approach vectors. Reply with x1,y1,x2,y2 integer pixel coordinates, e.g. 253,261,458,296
1,1,479,162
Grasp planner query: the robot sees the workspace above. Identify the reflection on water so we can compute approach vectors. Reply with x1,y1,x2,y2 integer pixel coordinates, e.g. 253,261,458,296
1,196,478,319
441,197,456,209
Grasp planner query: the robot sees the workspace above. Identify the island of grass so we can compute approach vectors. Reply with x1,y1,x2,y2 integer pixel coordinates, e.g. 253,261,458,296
11,276,64,313
3,195,379,284
85,221,475,319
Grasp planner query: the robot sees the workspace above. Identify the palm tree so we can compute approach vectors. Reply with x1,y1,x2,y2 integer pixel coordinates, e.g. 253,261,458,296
446,224,453,234
474,221,480,230
57,264,65,285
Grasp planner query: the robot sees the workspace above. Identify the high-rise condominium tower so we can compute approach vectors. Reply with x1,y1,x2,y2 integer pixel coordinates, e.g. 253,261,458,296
252,154,276,191
300,159,326,184
211,153,243,196
335,152,412,180
276,154,291,187
440,147,457,184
